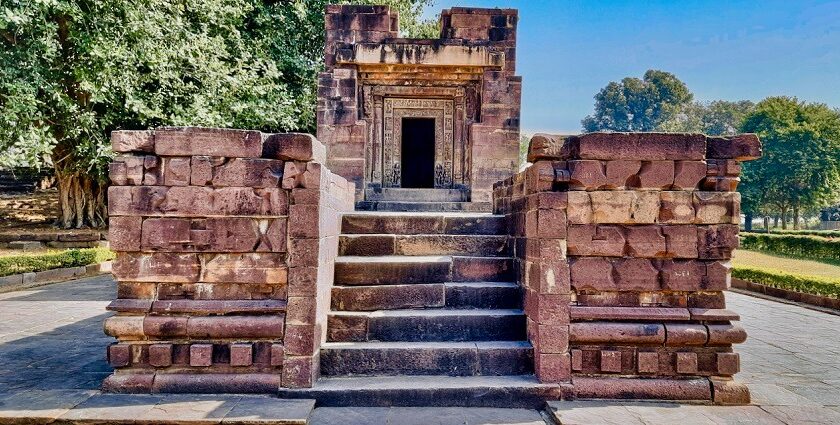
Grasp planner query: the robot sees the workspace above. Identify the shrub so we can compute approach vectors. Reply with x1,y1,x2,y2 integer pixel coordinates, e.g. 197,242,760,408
742,229,840,238
733,266,840,299
0,248,115,277
739,233,840,262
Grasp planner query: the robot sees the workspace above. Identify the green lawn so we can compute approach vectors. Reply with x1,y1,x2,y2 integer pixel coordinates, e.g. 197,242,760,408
732,249,840,280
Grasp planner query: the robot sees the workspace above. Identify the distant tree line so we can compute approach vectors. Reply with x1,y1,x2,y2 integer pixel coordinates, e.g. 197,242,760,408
583,70,840,230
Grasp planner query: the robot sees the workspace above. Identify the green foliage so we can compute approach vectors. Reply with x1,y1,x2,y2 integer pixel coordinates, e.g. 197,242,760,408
743,229,840,238
740,233,840,263
732,266,840,299
739,97,840,222
658,100,755,136
581,70,693,132
0,247,114,277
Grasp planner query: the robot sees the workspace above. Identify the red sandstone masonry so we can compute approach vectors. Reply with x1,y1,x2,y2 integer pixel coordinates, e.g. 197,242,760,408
103,127,354,393
493,132,760,404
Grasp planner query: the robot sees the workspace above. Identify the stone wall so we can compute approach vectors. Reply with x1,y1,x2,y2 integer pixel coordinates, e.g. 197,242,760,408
493,132,761,403
103,127,354,392
320,5,521,206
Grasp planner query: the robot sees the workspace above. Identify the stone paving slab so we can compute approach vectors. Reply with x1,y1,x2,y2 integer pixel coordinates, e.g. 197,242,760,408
0,392,314,424
308,407,547,425
547,400,788,424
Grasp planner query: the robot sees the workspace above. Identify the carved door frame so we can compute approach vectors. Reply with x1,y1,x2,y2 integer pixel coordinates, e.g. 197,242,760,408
382,98,453,188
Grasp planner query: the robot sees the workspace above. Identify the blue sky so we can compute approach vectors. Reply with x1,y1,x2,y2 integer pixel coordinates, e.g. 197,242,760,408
423,0,840,134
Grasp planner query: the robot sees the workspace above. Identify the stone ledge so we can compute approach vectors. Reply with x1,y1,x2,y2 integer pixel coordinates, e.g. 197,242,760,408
0,261,111,295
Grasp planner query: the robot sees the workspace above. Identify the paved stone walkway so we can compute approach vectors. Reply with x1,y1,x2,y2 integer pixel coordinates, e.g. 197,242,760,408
0,275,838,424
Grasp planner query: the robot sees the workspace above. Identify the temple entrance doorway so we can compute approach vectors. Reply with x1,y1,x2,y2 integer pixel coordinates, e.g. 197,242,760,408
400,117,436,188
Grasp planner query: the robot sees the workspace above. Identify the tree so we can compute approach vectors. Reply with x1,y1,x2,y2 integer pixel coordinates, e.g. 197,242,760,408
740,97,840,229
658,100,755,136
581,70,693,132
0,0,434,228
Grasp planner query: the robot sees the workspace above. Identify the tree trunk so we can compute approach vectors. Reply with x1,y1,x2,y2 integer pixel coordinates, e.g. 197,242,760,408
53,145,107,229
780,209,788,230
793,203,801,230
745,212,753,232
773,216,779,228
763,216,770,232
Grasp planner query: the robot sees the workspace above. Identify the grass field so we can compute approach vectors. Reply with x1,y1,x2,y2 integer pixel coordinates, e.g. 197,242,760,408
732,249,840,280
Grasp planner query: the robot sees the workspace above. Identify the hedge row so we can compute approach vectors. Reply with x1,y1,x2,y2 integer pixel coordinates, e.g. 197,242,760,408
743,229,840,238
739,233,840,262
733,266,840,299
0,248,115,277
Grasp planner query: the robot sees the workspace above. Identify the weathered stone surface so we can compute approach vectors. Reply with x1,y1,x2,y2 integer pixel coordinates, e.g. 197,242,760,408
201,253,287,284
163,157,191,186
706,134,762,160
109,216,142,251
112,130,154,153
332,284,445,311
155,127,264,157
577,133,706,160
636,161,674,189
567,225,624,257
263,132,327,163
569,322,666,344
112,252,201,283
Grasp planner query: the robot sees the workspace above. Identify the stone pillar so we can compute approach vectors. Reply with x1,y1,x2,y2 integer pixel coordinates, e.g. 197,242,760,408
104,127,354,392
494,132,761,404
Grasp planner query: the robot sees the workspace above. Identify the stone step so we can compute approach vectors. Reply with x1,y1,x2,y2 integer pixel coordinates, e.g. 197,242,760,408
364,188,469,202
276,375,566,408
341,212,506,236
320,341,533,376
338,234,510,256
331,282,522,311
355,201,492,212
326,309,527,342
334,256,514,286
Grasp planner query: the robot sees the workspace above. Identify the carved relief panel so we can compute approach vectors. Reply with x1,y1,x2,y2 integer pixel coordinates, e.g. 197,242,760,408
382,98,454,188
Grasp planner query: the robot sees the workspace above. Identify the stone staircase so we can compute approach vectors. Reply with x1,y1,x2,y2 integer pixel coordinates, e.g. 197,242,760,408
278,211,559,406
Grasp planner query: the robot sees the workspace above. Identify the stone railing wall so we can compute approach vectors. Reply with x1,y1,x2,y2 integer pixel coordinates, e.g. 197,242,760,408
493,132,761,404
103,127,354,392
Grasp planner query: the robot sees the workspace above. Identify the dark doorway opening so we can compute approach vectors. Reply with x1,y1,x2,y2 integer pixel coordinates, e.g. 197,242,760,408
401,117,435,188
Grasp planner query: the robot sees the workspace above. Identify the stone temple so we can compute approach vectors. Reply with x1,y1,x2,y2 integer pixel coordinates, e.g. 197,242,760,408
102,5,762,407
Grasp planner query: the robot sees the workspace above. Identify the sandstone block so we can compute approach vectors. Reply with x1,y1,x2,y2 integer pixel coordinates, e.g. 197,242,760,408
112,252,200,283
676,352,699,374
155,127,263,157
600,350,622,373
289,204,320,239
524,291,570,325
535,352,571,383
660,260,705,291
109,161,128,186
624,225,667,257
109,216,142,251
190,156,214,186
528,134,574,162
665,324,708,346
613,258,659,290
201,253,287,284
706,134,761,160
143,156,163,185
674,161,707,190
270,344,285,367
662,225,698,258
636,161,674,189
590,191,659,224
705,260,731,291
163,157,191,186
108,344,131,367
209,158,284,188
566,192,592,224
289,239,319,268
716,352,740,375
569,322,665,344
149,344,173,368
569,257,614,291
143,316,188,337
212,187,289,216
570,349,583,371
697,225,739,259
230,344,254,367
103,316,145,338
567,225,624,257
112,155,145,185
710,377,750,404
288,267,318,297
112,130,154,153
537,209,567,238
282,355,318,388
707,324,747,345
638,352,659,374
659,191,695,224
287,296,317,325
577,133,706,160
604,160,641,188
263,132,326,163
526,161,556,193
568,160,606,190
693,192,740,224
189,344,213,367
285,324,318,356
